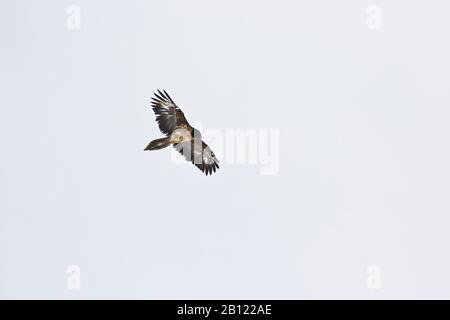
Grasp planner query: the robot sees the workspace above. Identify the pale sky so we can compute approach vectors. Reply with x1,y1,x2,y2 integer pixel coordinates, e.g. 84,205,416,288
1,0,450,299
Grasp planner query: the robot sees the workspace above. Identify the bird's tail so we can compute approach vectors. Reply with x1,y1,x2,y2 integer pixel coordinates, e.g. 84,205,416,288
144,137,172,151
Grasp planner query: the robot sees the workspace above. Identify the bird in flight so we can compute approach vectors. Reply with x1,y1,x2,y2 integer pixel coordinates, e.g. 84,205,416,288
144,90,220,176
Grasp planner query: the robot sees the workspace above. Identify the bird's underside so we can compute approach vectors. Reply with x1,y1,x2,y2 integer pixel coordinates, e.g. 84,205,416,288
145,90,219,176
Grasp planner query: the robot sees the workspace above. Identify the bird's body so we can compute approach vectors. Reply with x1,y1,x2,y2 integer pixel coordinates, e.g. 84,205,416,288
145,90,219,176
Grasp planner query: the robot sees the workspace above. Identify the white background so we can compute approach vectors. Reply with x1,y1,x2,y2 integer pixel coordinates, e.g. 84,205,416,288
1,0,450,299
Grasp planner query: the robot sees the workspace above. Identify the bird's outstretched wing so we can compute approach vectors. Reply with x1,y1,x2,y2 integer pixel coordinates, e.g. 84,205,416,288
174,139,220,176
151,90,190,135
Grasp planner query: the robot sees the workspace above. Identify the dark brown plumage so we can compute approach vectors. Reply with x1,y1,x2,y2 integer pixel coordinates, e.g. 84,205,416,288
144,90,220,176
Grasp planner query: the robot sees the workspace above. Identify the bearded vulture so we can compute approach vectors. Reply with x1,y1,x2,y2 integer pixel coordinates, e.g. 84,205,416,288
144,90,220,176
